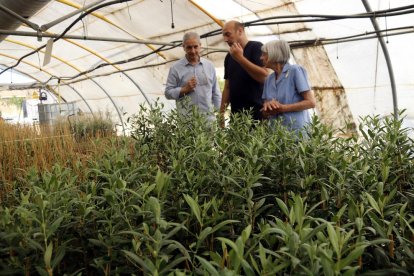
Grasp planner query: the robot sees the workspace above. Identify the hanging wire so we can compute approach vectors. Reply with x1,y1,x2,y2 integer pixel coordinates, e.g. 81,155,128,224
81,0,88,39
336,40,339,59
385,1,390,43
170,0,175,29
4,2,414,85
372,0,382,113
384,16,389,43
0,0,133,76
25,24,414,86
81,18,87,39
57,78,61,105
126,0,132,20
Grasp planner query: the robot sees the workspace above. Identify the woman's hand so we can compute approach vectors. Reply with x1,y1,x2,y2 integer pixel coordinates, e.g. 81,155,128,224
261,99,284,117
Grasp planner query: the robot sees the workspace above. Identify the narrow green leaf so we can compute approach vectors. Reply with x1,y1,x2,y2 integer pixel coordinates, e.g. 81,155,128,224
381,165,390,183
148,196,161,224
211,219,239,234
159,256,189,274
334,204,348,222
195,256,219,276
51,245,66,269
164,222,187,240
35,266,49,276
253,198,266,211
342,267,359,276
303,223,327,242
355,217,363,233
293,196,304,226
123,250,153,273
365,193,381,215
387,214,399,236
241,225,252,243
183,194,202,225
276,197,289,217
326,223,340,257
88,238,107,248
338,244,367,270
249,254,260,275
343,229,355,245
44,241,53,269
236,236,245,258
258,243,267,269
155,169,170,198
47,216,64,238
217,237,240,257
321,253,334,276
368,213,386,238
241,259,255,276
197,227,212,247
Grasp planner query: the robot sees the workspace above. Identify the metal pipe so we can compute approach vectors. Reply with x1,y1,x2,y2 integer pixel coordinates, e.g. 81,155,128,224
361,0,398,119
59,84,94,115
0,29,179,46
0,4,39,31
40,0,106,31
0,64,94,114
188,0,223,27
86,79,126,135
122,73,150,104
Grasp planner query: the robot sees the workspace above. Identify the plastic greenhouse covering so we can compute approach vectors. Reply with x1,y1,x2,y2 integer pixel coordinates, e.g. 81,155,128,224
0,0,413,134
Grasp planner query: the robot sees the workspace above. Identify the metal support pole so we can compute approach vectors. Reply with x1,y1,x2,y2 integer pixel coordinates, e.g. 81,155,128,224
361,0,398,119
0,4,39,31
0,29,179,46
1,64,94,114
40,0,106,31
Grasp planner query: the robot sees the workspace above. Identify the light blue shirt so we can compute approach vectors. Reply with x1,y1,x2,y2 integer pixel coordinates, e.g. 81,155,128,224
262,63,311,131
165,57,221,121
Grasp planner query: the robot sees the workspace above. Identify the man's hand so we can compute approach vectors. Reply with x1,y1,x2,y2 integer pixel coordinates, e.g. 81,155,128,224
229,42,244,62
181,76,197,95
219,112,225,128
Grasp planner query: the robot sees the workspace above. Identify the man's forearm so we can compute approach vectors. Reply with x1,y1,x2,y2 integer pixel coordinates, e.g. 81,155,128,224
235,56,268,83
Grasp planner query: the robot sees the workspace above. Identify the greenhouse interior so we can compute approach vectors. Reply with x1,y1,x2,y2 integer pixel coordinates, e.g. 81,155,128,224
0,0,413,274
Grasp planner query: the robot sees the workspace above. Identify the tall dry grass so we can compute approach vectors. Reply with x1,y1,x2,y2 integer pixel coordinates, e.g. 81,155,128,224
0,120,118,203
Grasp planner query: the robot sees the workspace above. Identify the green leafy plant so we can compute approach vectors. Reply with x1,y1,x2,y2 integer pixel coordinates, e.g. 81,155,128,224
1,104,413,274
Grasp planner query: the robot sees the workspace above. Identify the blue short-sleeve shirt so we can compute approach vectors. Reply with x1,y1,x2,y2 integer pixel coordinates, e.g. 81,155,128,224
262,63,311,131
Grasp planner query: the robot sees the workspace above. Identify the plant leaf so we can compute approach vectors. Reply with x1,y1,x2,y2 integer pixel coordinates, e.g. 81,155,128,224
195,256,219,276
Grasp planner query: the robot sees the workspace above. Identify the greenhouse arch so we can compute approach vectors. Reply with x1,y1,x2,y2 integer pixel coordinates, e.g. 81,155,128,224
0,0,413,130
1,1,414,274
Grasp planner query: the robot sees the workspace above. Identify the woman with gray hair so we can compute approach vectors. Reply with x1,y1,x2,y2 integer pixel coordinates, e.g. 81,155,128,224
260,39,316,133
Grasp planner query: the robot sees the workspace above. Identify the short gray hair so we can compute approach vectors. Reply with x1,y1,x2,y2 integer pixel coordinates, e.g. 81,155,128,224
182,32,200,45
261,40,291,64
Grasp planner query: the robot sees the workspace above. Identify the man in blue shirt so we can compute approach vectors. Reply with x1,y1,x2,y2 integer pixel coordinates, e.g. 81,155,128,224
165,32,221,122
